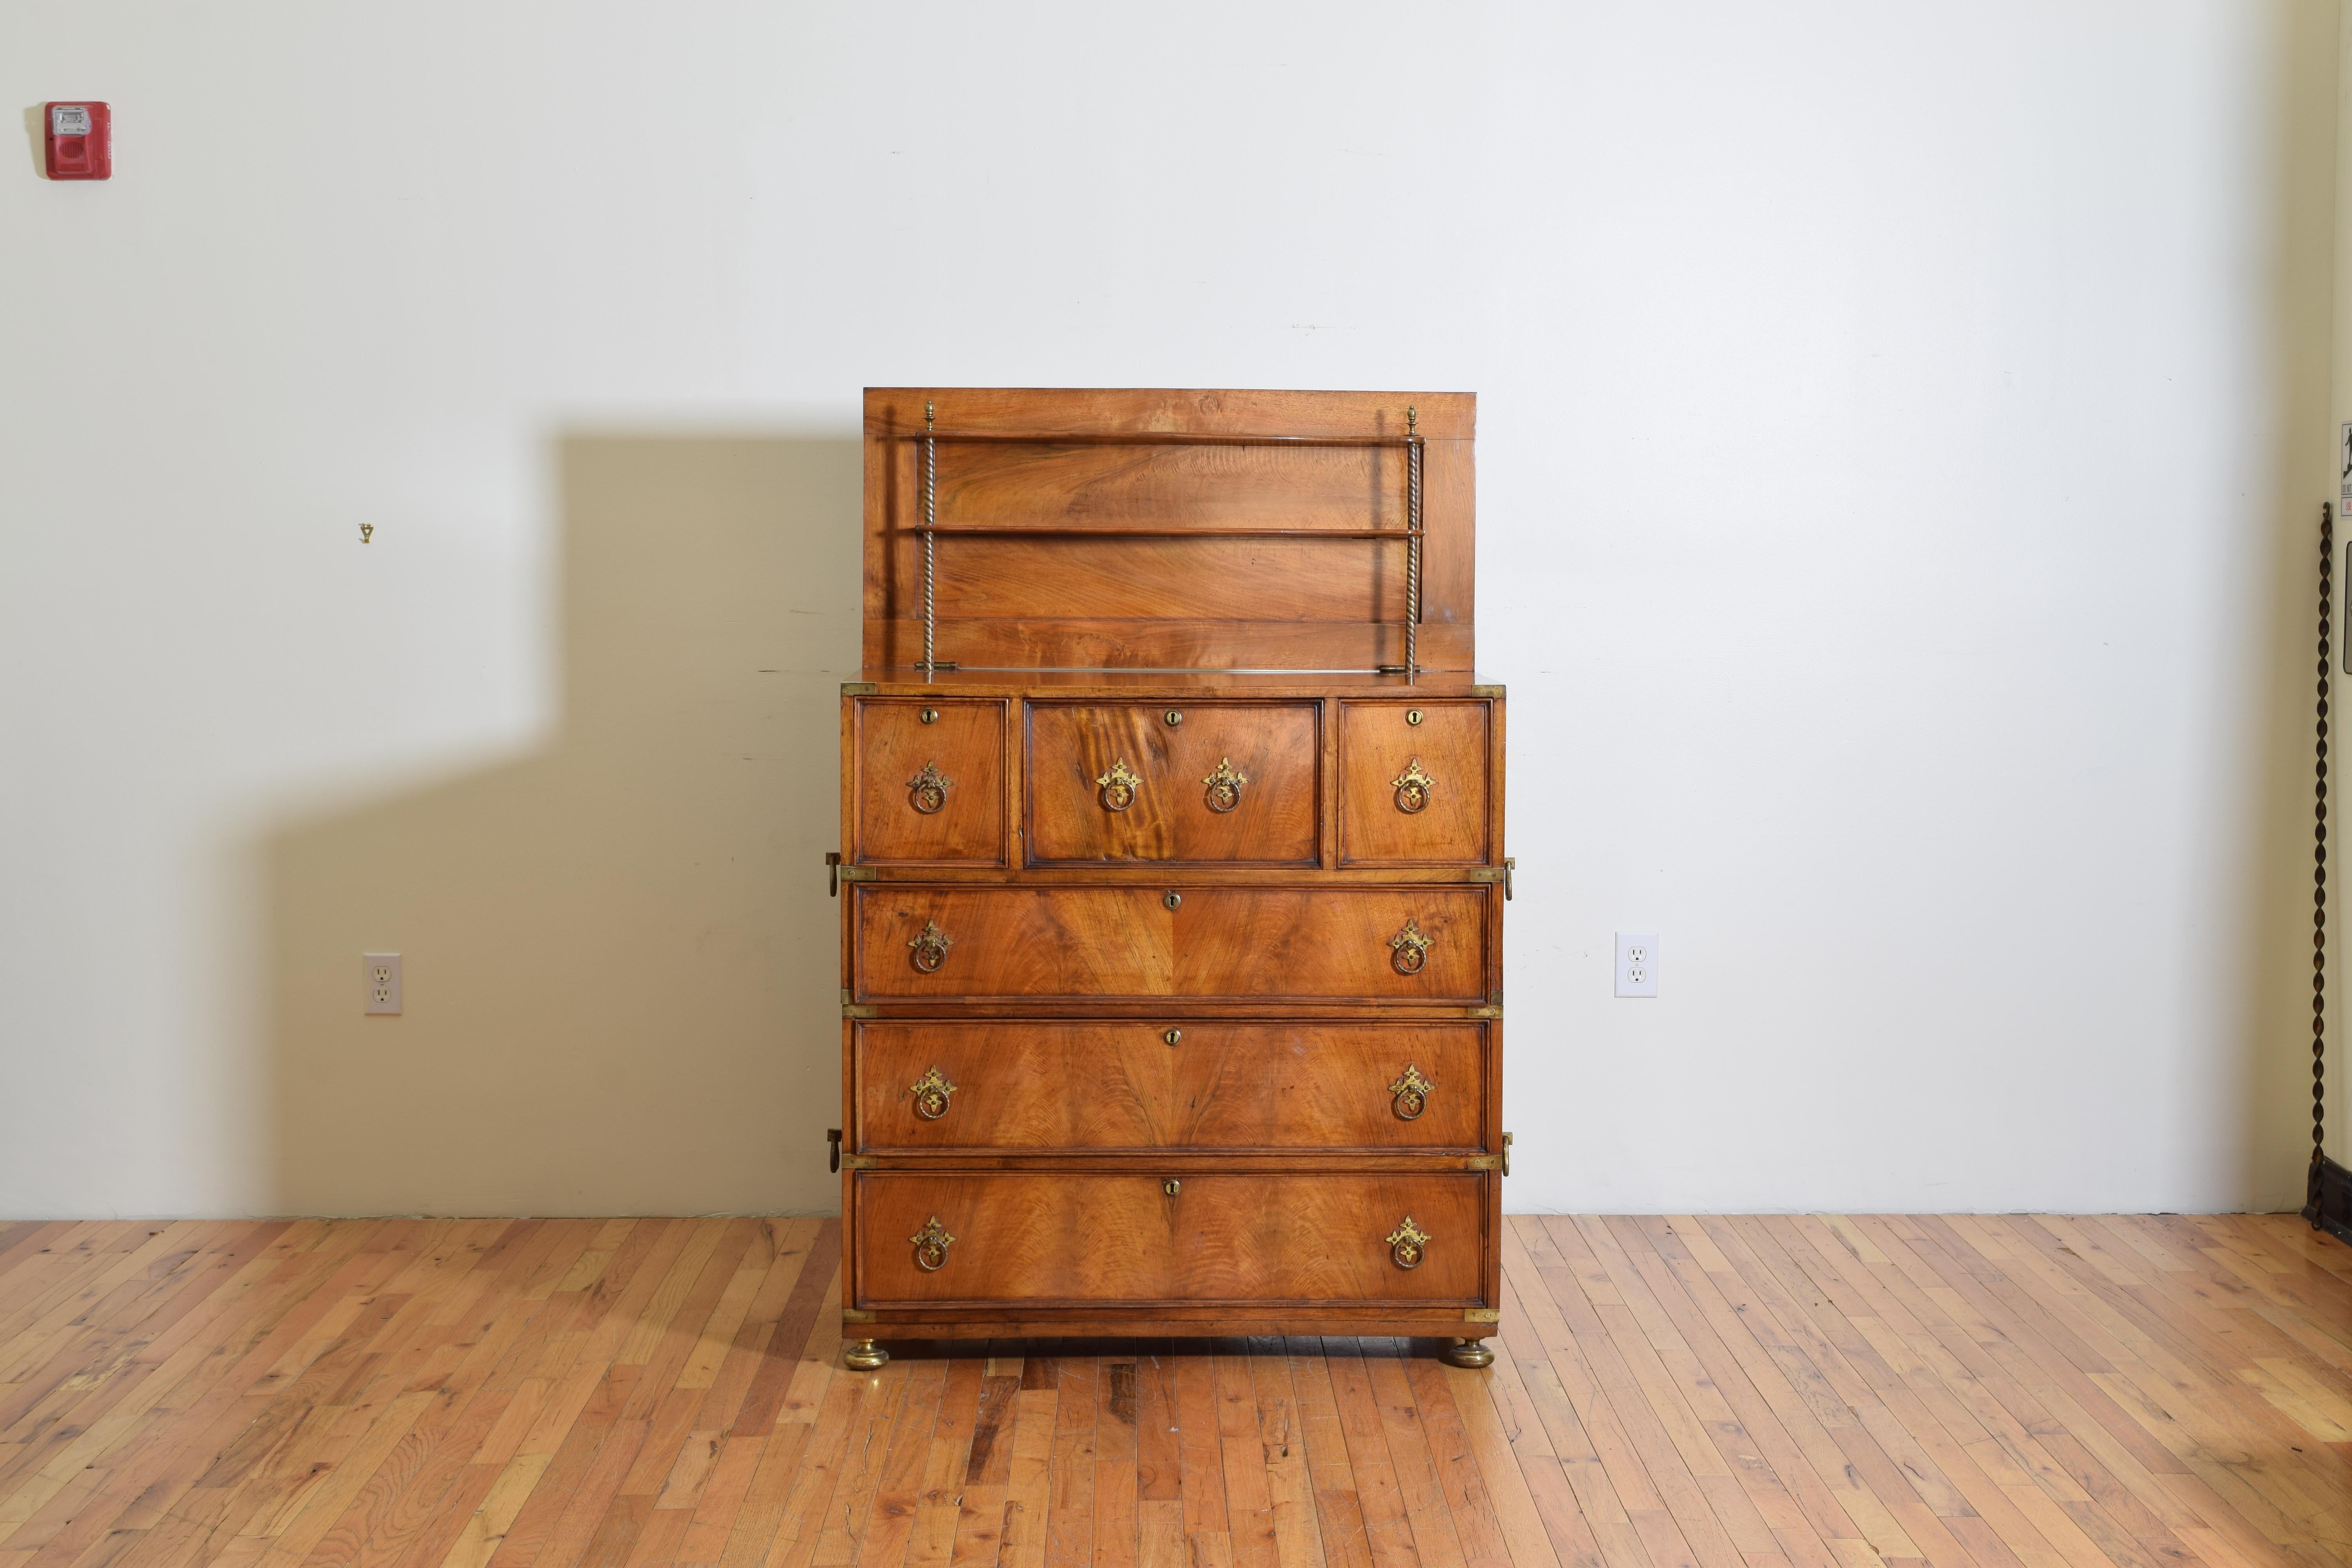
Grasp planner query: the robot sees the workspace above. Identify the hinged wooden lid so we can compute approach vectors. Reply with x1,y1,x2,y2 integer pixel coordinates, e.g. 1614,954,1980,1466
863,388,1475,674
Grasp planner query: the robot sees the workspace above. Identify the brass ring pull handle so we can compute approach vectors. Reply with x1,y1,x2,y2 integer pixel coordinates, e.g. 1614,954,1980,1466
1389,918,1431,976
1202,757,1248,813
909,1065,957,1120
1388,1064,1435,1121
910,1215,955,1272
1386,1216,1431,1270
907,920,954,973
1392,758,1435,815
907,760,953,814
1098,759,1141,813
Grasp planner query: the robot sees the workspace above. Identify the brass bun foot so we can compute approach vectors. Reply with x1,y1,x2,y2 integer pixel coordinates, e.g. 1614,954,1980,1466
1441,1338,1495,1369
844,1339,889,1371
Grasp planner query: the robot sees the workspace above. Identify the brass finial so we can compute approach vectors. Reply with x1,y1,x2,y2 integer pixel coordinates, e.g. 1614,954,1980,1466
1406,406,1417,434
359,523,373,543
925,399,935,430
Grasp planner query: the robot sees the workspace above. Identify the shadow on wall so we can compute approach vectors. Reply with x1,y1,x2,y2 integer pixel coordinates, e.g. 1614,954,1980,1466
266,436,862,1216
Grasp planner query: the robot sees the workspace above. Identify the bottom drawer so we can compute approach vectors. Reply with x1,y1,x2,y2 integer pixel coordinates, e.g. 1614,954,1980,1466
854,1172,1485,1307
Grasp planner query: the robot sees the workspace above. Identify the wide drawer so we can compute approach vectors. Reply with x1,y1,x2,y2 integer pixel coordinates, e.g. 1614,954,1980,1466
851,884,1492,1003
854,1171,1485,1305
1025,701,1318,865
1338,699,1494,864
848,698,1008,865
855,1020,1488,1151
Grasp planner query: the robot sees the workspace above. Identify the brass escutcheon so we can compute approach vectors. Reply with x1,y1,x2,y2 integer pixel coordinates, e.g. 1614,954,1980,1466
919,707,940,724
1388,1063,1435,1121
1164,1178,1181,1197
1098,758,1141,812
907,760,953,814
1389,917,1431,976
1202,756,1248,813
1406,708,1423,726
1163,890,1181,911
1392,757,1435,815
909,1064,957,1120
1163,710,1183,726
1386,1216,1431,1270
1164,1028,1182,1045
910,1215,955,1271
907,920,953,973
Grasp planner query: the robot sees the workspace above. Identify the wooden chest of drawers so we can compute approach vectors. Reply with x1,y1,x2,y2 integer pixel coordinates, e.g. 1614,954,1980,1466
831,389,1506,1368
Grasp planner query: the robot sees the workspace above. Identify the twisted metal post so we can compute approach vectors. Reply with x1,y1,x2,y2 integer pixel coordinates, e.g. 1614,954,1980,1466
924,400,937,679
1406,407,1421,679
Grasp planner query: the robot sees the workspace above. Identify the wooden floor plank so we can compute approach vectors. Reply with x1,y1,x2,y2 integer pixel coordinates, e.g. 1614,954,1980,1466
8,1216,2352,1568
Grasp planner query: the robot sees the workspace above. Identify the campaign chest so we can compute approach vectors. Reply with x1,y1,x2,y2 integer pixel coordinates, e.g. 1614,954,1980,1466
829,388,1507,1367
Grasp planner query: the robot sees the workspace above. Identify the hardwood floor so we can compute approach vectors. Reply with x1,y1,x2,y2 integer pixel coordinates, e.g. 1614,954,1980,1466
1,1214,2349,1568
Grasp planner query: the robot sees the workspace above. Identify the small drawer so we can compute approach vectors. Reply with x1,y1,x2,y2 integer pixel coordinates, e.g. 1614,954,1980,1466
854,1171,1485,1306
1025,701,1318,865
1338,699,1493,864
851,884,1492,1004
849,698,1007,865
855,1020,1488,1152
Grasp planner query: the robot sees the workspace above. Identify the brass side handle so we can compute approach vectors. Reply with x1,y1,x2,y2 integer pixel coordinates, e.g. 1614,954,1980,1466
911,1215,955,1271
907,760,953,814
827,1127,841,1173
909,1065,956,1120
1503,1131,1514,1177
1389,918,1431,976
1387,1216,1431,1270
1202,757,1248,813
1393,758,1435,815
826,851,841,897
1389,1064,1434,1121
1098,759,1141,813
907,920,954,973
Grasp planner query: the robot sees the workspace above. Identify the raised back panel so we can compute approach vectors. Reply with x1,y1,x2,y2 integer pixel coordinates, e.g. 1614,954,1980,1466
863,388,1475,673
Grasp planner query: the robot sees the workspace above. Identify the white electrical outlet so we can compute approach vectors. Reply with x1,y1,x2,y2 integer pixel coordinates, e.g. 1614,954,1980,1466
1615,932,1658,998
363,953,402,1015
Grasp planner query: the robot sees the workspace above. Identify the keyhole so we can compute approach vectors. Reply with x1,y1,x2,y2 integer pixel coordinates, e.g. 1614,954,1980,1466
1164,1179,1181,1197
1163,890,1181,910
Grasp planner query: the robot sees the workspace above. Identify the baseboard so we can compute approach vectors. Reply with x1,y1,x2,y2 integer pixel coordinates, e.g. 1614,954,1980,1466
2304,1155,2352,1243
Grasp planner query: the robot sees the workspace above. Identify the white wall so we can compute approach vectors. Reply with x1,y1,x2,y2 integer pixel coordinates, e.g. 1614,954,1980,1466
0,0,2336,1217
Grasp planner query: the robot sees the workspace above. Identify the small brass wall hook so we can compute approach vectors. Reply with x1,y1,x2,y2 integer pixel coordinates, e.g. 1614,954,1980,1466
359,523,374,544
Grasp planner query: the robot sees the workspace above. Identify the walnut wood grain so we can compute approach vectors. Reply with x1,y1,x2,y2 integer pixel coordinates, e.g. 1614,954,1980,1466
916,535,1414,621
853,1021,1488,1152
1024,702,1318,865
868,617,1472,674
862,389,1473,673
933,440,1415,533
1337,699,1493,865
849,698,1008,865
848,885,1490,1003
852,1172,1484,1305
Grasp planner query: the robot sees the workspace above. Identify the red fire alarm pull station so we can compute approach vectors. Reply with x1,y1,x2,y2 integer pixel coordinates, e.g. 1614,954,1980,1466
44,102,111,180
